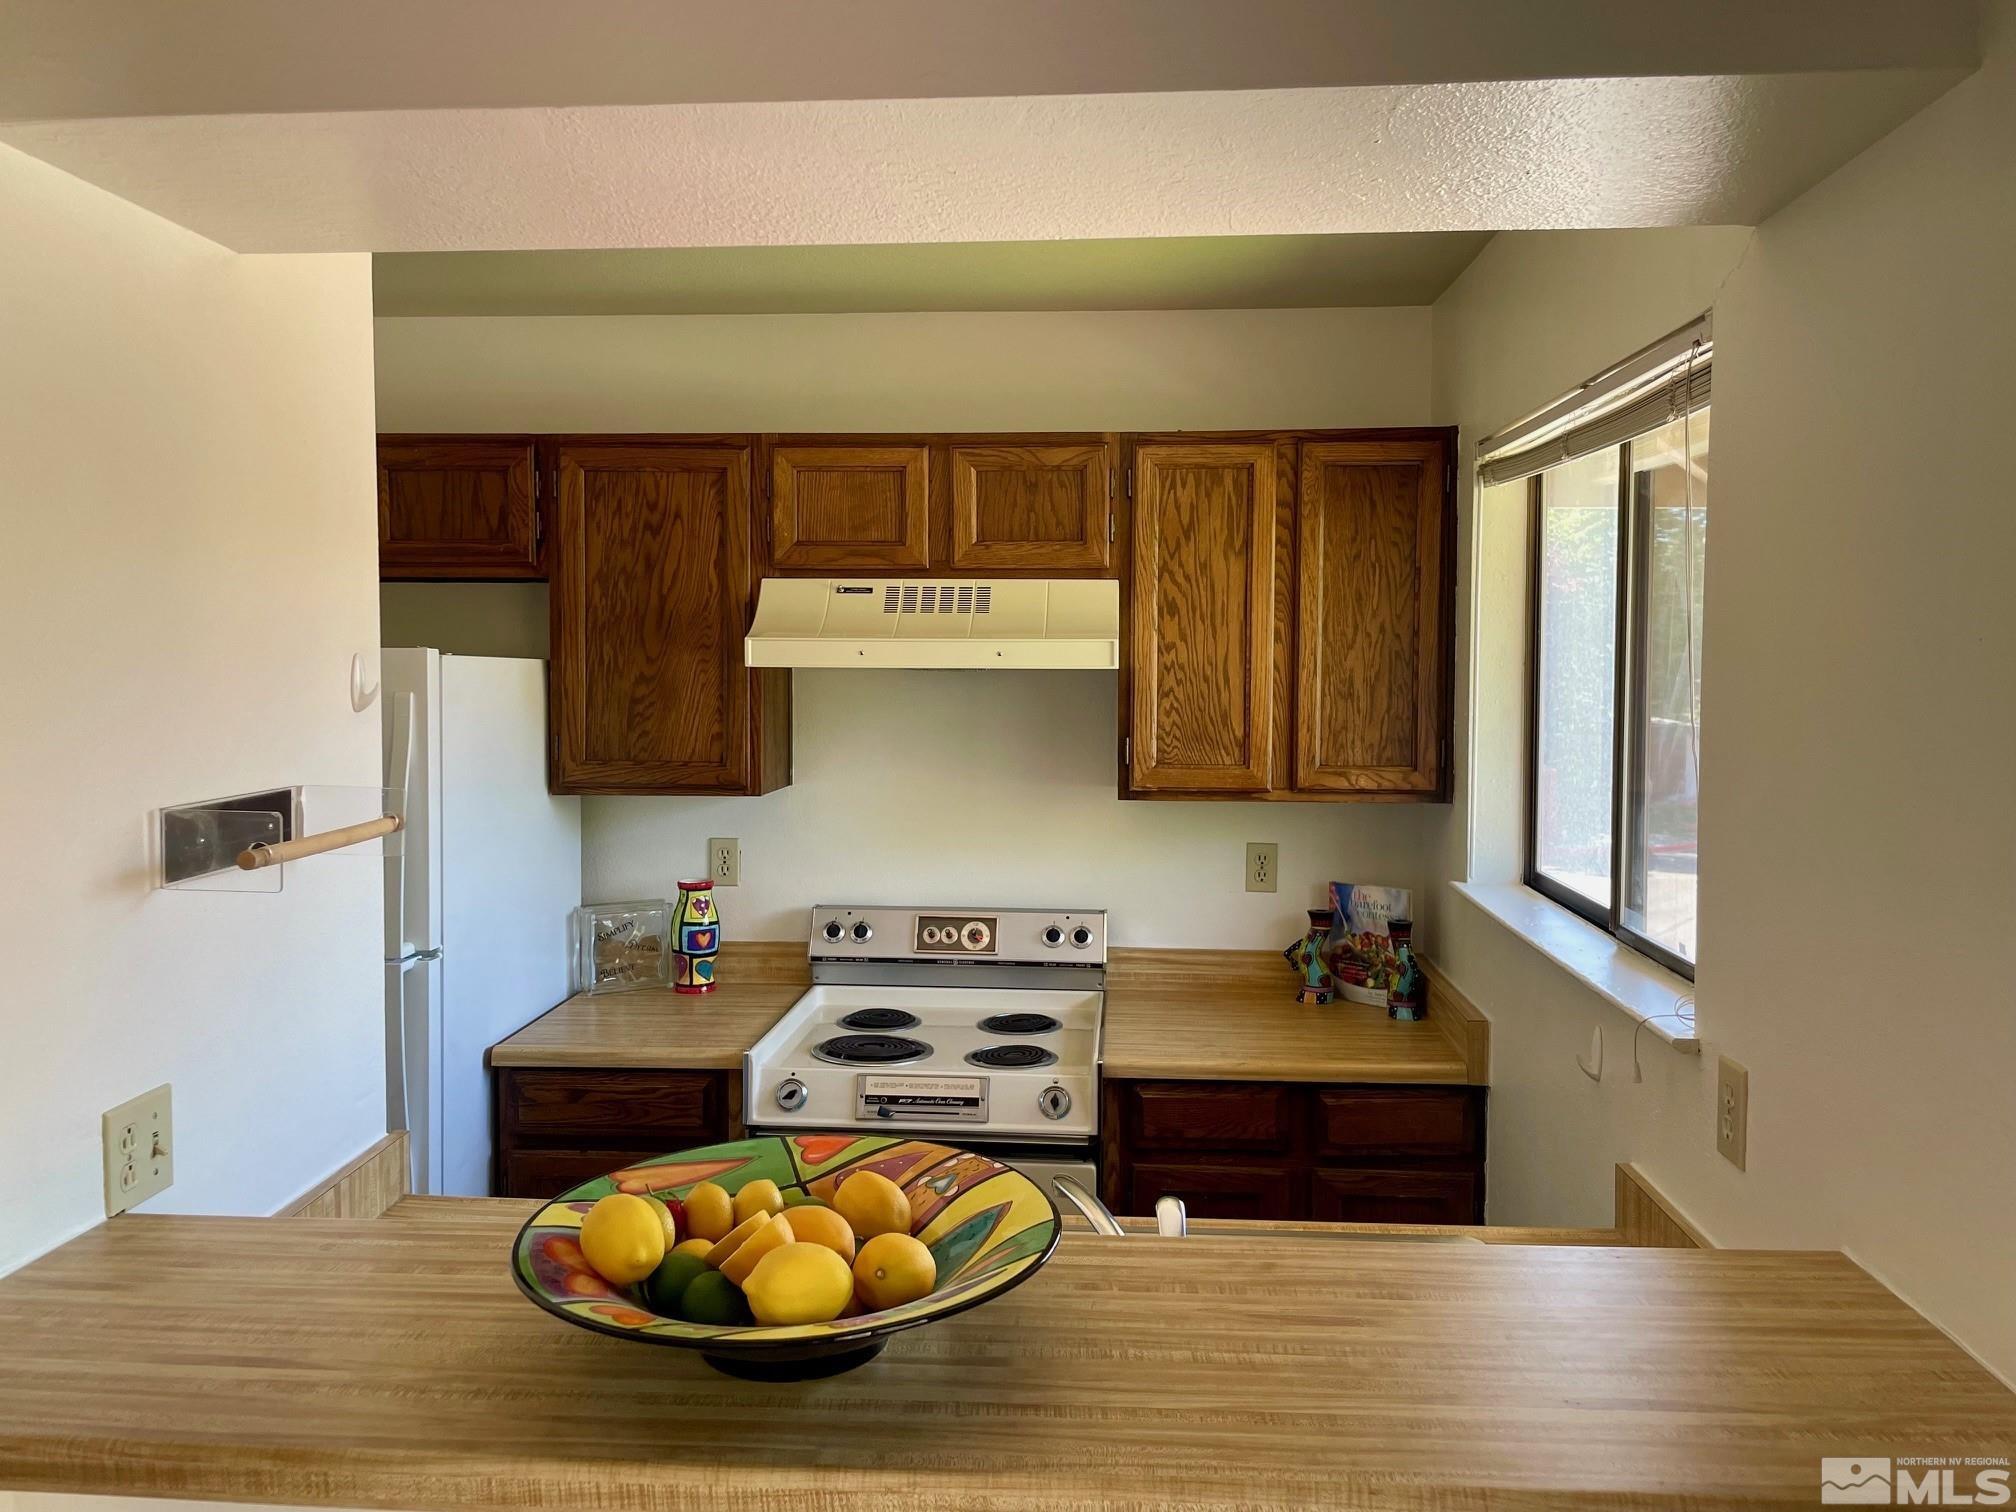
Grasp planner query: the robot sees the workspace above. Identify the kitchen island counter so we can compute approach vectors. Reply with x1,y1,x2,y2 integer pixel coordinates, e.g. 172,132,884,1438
0,1199,2009,1511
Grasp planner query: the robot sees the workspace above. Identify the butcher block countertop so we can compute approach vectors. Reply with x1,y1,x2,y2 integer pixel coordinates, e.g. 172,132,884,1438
1,1201,2010,1511
492,942,1487,1085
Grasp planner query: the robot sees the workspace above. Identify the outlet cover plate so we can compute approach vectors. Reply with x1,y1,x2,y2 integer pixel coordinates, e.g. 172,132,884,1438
1245,841,1278,893
1716,1056,1749,1170
103,1083,173,1216
707,837,740,887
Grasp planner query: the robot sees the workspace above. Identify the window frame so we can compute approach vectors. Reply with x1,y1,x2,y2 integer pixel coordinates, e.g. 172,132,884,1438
1523,437,1699,982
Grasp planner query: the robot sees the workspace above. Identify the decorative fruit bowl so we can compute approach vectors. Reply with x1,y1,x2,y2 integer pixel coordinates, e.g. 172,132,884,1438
510,1134,1060,1380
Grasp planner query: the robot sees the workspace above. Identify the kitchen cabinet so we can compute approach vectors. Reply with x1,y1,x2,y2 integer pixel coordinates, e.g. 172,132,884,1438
493,1066,740,1199
1120,429,1453,802
1126,441,1283,791
1101,1078,1485,1224
547,440,790,795
377,436,541,579
769,440,931,571
948,441,1112,571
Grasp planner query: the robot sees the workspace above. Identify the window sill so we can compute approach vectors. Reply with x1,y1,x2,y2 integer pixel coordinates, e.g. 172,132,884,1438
1450,882,1700,1050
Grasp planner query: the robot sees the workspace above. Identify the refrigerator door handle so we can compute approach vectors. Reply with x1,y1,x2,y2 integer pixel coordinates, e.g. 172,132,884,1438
385,958,413,1135
383,689,419,959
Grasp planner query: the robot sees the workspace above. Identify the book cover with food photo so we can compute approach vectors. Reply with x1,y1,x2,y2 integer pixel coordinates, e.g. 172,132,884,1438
1325,884,1412,1006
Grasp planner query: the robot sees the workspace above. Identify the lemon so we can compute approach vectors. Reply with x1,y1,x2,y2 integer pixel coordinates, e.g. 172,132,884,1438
684,1181,735,1242
853,1232,935,1311
678,1270,751,1326
702,1212,770,1269
577,1193,667,1285
745,1242,855,1326
832,1170,912,1240
649,1199,679,1249
777,1202,855,1263
719,1212,795,1287
731,1178,785,1226
672,1237,715,1260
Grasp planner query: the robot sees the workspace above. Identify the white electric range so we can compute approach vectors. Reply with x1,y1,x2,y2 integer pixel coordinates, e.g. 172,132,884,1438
743,905,1106,1201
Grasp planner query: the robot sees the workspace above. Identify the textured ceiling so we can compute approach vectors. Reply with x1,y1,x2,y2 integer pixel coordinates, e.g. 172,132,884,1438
0,0,1978,118
0,71,1963,254
371,234,1496,316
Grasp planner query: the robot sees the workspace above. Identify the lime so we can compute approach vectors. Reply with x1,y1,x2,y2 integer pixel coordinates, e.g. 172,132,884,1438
643,1251,708,1314
678,1269,752,1326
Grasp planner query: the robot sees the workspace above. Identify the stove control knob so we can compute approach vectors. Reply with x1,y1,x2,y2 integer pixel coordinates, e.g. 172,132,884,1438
1041,925,1064,947
961,920,992,951
1069,925,1094,949
1037,1086,1072,1121
821,920,844,943
775,1078,808,1112
852,921,874,943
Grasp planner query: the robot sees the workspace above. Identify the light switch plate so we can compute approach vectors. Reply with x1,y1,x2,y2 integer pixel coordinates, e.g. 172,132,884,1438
1245,841,1278,893
103,1084,173,1215
708,837,740,887
1716,1057,1748,1170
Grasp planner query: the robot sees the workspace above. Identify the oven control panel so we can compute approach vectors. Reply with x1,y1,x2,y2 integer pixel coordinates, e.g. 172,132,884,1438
810,905,1106,966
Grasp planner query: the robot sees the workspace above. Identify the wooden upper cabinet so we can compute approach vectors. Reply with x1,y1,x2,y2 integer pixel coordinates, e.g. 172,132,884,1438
948,442,1111,572
1294,438,1449,795
770,442,930,571
377,437,540,579
1128,442,1280,792
549,442,783,795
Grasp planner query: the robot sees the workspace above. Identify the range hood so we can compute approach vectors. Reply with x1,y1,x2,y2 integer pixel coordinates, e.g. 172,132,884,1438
745,578,1119,670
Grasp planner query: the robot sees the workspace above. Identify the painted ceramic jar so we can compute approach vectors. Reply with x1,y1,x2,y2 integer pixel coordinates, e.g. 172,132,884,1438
1283,908,1336,1005
670,879,720,994
1386,917,1425,1021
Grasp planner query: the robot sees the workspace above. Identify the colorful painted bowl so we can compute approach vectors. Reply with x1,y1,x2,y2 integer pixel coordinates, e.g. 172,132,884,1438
510,1134,1061,1380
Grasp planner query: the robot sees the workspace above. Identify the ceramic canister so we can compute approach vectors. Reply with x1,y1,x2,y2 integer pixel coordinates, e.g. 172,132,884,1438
670,879,720,993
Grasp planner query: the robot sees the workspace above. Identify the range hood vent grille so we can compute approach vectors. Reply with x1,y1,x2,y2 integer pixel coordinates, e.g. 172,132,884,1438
886,583,991,616
747,578,1117,670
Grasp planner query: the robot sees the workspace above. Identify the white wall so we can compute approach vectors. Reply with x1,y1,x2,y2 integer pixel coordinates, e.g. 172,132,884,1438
376,306,1437,948
1430,5,2016,1381
0,145,385,1271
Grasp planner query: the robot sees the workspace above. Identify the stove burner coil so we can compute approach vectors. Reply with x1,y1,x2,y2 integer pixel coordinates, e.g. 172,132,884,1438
976,1012,1062,1036
811,1034,933,1066
837,1008,922,1032
965,1044,1060,1070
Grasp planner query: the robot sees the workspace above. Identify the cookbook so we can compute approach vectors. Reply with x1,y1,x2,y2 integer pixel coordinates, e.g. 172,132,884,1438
1326,883,1412,1006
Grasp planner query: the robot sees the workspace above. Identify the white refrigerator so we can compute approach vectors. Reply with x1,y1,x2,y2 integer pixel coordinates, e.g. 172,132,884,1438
382,651,581,1196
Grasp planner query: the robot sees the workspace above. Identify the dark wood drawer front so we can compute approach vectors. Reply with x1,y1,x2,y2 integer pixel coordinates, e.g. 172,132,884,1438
1127,1082,1296,1151
1315,1088,1480,1159
499,1148,672,1200
1127,1162,1298,1222
503,1071,718,1141
1309,1167,1479,1226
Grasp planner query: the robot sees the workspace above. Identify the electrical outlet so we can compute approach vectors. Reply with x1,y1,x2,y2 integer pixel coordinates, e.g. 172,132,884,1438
1716,1056,1749,1170
708,837,740,887
1245,841,1278,893
103,1084,173,1216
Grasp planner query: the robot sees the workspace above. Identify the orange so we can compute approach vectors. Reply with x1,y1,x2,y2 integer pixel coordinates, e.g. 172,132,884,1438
702,1211,769,1269
684,1181,735,1243
718,1213,795,1287
744,1242,854,1326
731,1178,785,1227
832,1170,912,1240
672,1237,714,1260
576,1193,667,1285
779,1203,855,1264
853,1232,936,1311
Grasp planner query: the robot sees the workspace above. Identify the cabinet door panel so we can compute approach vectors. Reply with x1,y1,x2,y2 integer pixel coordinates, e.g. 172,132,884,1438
1126,1081,1296,1152
1309,1167,1479,1225
1126,1161,1298,1221
949,442,1110,571
499,1149,672,1200
1129,443,1278,790
1314,1088,1481,1159
550,444,752,792
1296,439,1448,793
378,438,540,579
501,1070,720,1141
772,444,930,570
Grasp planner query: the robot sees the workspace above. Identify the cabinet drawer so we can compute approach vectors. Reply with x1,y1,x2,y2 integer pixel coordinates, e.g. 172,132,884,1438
501,1070,720,1141
1315,1088,1480,1159
1309,1167,1479,1225
499,1148,672,1200
1126,1161,1299,1222
1125,1081,1297,1151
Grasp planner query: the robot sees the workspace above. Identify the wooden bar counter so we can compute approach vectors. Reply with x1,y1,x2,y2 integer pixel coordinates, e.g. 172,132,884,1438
0,1200,2010,1510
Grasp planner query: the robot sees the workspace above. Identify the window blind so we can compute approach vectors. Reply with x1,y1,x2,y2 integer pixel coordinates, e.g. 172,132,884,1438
1477,316,1712,489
